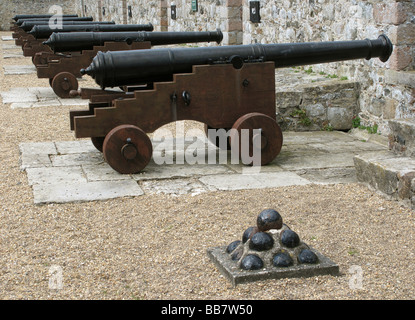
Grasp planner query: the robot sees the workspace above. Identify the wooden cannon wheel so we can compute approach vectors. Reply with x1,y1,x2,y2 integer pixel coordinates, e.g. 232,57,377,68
229,113,283,166
91,136,105,152
51,72,79,98
102,124,153,174
203,124,231,150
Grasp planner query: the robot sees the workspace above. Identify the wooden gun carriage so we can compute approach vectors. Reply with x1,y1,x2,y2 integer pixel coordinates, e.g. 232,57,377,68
26,23,154,61
14,21,117,57
69,35,393,174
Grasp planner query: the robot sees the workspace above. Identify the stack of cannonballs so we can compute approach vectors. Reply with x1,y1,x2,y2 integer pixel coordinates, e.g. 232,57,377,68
226,209,319,270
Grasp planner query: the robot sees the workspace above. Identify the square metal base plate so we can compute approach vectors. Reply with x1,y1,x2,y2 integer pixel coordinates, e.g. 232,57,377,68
207,246,339,287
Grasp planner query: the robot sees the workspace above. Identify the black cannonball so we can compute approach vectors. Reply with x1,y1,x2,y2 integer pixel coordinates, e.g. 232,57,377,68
240,254,263,270
281,229,300,248
257,209,283,231
249,232,274,251
298,249,319,264
242,226,259,243
273,252,294,268
226,240,241,254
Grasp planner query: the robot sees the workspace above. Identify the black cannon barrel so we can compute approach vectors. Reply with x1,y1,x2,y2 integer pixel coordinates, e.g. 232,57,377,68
20,20,115,32
82,35,393,89
13,14,78,21
43,29,223,53
16,16,93,26
29,23,154,39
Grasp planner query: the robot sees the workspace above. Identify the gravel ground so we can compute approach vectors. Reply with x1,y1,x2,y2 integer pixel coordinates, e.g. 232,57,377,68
1,31,414,300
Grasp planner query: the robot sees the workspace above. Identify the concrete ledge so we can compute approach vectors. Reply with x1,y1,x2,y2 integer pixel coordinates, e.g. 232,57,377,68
354,151,415,209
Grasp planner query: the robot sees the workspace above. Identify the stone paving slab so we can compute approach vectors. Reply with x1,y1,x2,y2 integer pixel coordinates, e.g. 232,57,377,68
1,36,14,41
18,131,391,204
3,53,25,59
2,44,20,50
3,65,36,75
32,180,144,204
0,87,88,108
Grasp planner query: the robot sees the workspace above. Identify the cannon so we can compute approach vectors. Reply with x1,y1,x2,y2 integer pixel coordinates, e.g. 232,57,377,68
43,30,222,52
14,21,116,56
12,17,101,40
12,14,78,21
70,35,393,174
15,16,93,26
10,14,78,31
36,30,223,98
19,20,115,32
28,23,154,39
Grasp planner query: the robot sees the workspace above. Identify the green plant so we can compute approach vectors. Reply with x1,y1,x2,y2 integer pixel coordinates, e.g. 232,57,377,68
352,116,361,128
325,73,338,79
353,116,378,134
291,109,312,126
365,123,378,134
304,67,314,74
323,123,334,131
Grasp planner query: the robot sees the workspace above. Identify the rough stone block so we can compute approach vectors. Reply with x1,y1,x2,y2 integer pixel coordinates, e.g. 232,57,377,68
385,70,415,88
354,151,415,202
388,119,415,157
388,46,413,71
374,2,410,25
389,24,415,46
327,107,353,130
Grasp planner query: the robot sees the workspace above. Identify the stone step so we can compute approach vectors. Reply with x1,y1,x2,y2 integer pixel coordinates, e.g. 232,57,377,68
354,151,415,209
388,119,415,157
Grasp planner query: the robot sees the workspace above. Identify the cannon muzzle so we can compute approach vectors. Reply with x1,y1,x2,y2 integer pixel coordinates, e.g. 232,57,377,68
82,35,393,89
28,23,154,39
43,29,223,53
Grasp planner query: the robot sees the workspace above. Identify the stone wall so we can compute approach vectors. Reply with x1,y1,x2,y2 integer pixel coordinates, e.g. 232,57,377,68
243,0,415,135
0,0,76,30
75,0,161,28
75,0,241,45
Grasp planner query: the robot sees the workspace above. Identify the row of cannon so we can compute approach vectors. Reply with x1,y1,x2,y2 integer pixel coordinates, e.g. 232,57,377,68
11,14,222,98
9,14,394,175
